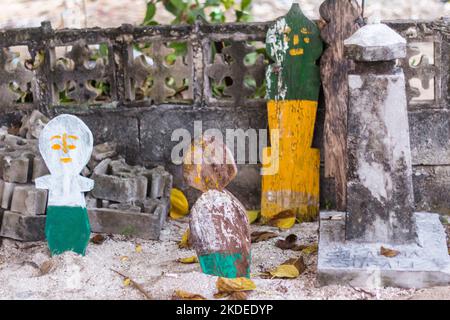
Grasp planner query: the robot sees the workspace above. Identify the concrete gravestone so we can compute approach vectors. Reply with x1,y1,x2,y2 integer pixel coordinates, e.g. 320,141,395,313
317,23,450,288
184,134,251,278
36,114,94,256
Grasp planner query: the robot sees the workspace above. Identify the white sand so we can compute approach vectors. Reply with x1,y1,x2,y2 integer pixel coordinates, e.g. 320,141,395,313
2,219,448,300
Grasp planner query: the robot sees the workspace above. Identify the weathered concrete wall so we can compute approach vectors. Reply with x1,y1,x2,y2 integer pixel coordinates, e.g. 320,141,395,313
0,19,448,213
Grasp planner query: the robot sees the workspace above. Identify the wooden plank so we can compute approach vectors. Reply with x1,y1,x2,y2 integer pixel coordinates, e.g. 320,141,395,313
261,4,323,228
320,0,362,210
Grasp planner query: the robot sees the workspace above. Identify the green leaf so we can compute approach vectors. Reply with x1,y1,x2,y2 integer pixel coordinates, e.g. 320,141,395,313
241,0,252,10
220,0,235,10
210,8,226,23
205,0,221,6
235,9,250,22
144,2,157,24
99,44,109,57
169,42,188,56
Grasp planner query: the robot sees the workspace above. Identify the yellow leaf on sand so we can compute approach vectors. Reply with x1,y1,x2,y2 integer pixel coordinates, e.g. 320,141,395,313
267,210,296,229
178,256,199,264
123,278,131,286
216,277,256,293
120,256,129,262
269,257,306,279
179,228,191,249
246,210,260,224
135,245,142,253
170,188,189,220
380,246,400,258
269,264,300,279
173,290,206,300
301,243,318,255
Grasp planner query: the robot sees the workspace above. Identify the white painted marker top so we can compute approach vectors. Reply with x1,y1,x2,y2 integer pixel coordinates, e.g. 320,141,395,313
35,114,94,207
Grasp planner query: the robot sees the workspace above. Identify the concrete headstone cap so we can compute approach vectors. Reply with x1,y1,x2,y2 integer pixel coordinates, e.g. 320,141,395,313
344,23,407,62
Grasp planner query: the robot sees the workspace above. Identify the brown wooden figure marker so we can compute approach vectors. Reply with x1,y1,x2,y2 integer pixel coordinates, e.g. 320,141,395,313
184,135,251,278
320,0,362,210
261,3,323,228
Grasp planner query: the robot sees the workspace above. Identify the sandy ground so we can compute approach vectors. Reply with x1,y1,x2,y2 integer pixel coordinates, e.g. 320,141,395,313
0,218,448,300
0,0,448,30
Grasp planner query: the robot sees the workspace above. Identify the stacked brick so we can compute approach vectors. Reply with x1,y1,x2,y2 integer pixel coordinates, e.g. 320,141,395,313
87,156,172,240
0,112,49,241
0,111,172,242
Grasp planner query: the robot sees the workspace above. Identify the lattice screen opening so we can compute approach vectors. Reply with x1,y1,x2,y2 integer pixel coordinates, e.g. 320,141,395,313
130,42,191,104
207,41,267,104
53,43,111,105
0,46,33,105
406,41,435,103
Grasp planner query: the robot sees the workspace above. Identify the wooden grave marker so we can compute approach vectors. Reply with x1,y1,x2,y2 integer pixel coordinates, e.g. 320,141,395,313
261,3,323,228
35,114,94,256
184,134,251,278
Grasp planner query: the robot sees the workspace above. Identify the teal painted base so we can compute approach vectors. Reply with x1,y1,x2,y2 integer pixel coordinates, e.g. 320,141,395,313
45,206,90,256
198,252,251,278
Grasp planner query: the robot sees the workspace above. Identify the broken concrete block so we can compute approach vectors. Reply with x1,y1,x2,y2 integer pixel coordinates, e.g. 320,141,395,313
32,157,49,182
93,158,111,175
1,182,16,209
0,179,3,204
92,142,117,161
85,195,98,209
91,174,147,203
88,208,163,240
108,203,142,213
0,211,46,241
2,155,30,183
10,185,48,215
19,110,49,140
3,134,38,152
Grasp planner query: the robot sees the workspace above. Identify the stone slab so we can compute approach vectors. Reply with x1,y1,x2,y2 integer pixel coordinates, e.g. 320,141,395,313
0,211,46,241
88,208,164,240
317,211,450,289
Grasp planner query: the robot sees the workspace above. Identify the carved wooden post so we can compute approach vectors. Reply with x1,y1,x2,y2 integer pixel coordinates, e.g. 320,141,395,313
261,3,323,228
184,135,251,278
36,114,94,256
320,0,362,211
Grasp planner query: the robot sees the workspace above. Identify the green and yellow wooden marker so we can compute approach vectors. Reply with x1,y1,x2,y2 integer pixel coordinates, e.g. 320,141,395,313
36,114,94,256
261,4,323,228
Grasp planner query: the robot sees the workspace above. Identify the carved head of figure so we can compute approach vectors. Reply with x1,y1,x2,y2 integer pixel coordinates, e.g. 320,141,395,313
39,114,93,176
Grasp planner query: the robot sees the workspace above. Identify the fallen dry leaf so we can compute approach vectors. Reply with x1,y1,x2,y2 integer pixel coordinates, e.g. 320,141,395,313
178,256,199,264
135,244,142,253
267,210,296,229
275,234,298,250
39,260,54,276
90,234,106,245
246,210,260,224
251,231,278,243
216,277,256,293
123,278,131,286
170,188,189,220
301,243,318,255
269,257,306,279
173,290,206,300
229,291,248,300
380,246,400,258
179,228,191,249
120,256,129,262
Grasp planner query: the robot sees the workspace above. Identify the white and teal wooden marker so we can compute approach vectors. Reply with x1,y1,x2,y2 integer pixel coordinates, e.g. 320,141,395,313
35,114,94,256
